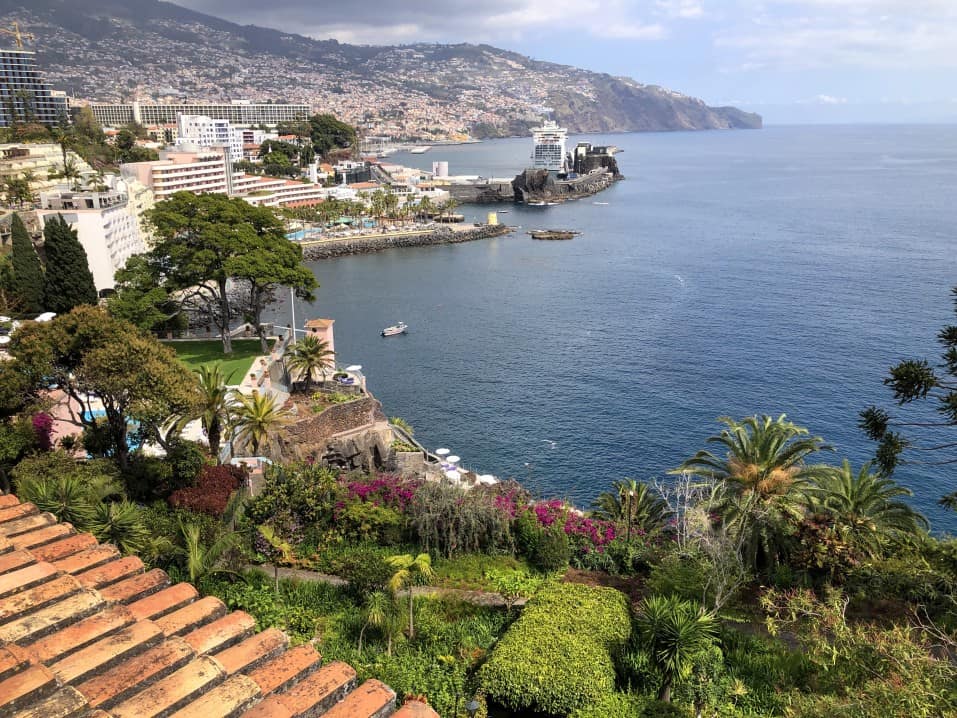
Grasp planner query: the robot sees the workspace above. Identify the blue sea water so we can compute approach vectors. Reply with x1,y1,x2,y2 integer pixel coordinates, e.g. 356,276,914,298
290,125,957,532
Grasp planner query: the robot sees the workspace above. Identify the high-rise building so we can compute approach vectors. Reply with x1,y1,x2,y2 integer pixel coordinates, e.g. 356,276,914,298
176,115,243,162
0,47,69,127
529,120,567,173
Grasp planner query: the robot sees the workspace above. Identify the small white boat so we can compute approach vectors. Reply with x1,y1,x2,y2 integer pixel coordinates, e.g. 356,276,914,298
381,322,408,337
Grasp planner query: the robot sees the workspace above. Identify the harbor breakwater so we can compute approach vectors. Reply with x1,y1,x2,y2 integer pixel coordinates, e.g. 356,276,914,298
300,223,513,259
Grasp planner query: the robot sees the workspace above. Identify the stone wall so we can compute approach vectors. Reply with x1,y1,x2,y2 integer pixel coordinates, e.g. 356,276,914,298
301,224,512,260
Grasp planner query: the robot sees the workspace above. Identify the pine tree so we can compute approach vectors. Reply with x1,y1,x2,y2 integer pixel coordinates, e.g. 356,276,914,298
42,215,98,313
9,213,44,314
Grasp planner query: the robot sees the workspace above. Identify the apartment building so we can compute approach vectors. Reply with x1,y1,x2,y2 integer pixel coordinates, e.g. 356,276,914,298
0,48,69,127
121,146,232,201
176,114,243,162
37,180,147,291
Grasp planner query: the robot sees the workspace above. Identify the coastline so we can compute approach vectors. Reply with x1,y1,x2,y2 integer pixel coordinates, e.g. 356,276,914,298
299,223,514,260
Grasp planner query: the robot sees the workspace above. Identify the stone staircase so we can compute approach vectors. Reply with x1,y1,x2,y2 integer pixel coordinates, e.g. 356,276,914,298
0,494,436,718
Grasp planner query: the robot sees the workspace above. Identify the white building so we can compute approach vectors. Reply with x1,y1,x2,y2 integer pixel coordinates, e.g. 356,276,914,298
89,100,311,128
530,120,567,173
0,143,97,199
121,146,232,201
176,115,244,162
37,179,147,292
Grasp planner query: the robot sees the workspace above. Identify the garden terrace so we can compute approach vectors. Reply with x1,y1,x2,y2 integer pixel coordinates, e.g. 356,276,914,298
165,340,264,380
0,492,436,718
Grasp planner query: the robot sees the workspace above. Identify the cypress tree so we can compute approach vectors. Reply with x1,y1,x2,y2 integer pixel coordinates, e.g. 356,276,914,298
9,213,44,314
42,214,98,313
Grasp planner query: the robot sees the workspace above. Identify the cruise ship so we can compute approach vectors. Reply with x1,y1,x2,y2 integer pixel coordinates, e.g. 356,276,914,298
529,120,568,174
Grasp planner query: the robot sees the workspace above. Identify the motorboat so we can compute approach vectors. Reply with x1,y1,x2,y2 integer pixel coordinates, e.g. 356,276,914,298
381,322,408,337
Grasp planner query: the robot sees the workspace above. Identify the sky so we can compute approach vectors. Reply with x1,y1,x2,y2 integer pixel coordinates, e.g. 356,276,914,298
173,0,957,124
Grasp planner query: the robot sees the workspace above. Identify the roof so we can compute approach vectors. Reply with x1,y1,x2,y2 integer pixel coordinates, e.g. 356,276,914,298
304,319,334,329
0,493,438,718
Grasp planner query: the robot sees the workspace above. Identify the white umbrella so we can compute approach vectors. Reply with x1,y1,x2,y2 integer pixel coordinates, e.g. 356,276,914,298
0,336,10,345
345,365,362,372
0,316,10,322
435,448,450,457
35,312,56,323
445,470,461,482
446,455,460,465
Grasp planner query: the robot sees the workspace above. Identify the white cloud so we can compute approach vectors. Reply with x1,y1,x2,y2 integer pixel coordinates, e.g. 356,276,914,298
814,94,847,104
716,1,957,69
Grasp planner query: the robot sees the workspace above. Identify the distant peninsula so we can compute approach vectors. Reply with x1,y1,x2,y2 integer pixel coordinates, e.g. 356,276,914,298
3,0,761,140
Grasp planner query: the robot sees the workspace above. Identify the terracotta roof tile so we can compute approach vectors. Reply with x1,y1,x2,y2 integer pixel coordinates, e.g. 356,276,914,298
74,555,144,588
6,522,73,550
0,562,58,598
128,582,199,621
99,567,169,604
49,619,164,684
0,663,57,713
156,595,227,637
0,550,34,575
78,637,195,709
213,627,288,676
28,532,99,561
0,589,104,644
167,674,262,718
51,545,120,575
0,502,39,524
246,644,321,695
0,493,411,718
6,686,88,718
0,575,81,623
22,605,135,663
109,655,225,718
183,610,255,655
322,679,395,718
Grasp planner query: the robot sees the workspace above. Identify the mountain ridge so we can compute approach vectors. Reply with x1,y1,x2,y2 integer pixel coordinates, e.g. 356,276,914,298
1,0,762,139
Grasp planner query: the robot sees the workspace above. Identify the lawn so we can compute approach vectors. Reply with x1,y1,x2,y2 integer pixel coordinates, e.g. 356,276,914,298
164,339,263,380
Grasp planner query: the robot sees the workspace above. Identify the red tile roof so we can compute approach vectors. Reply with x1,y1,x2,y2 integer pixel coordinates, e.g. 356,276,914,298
0,493,439,718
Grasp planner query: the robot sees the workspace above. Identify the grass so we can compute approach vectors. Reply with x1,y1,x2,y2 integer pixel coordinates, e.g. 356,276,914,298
164,339,263,380
433,553,533,591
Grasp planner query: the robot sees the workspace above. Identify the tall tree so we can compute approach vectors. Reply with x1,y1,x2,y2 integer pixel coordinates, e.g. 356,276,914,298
861,285,957,509
190,365,234,460
41,214,98,313
9,307,200,470
145,192,316,354
9,213,44,314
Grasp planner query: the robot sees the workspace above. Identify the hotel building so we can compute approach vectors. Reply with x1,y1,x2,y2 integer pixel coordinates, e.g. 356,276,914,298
0,47,69,127
89,100,310,128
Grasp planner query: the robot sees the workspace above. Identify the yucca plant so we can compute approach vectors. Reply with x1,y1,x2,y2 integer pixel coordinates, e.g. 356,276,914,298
230,390,292,458
86,501,150,555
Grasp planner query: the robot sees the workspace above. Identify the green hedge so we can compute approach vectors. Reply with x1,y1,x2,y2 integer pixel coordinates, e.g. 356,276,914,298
478,581,631,715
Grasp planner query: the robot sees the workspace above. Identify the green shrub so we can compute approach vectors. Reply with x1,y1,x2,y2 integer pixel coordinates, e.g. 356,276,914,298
530,525,571,572
640,699,692,717
479,582,631,715
647,551,709,602
333,546,394,599
571,692,647,718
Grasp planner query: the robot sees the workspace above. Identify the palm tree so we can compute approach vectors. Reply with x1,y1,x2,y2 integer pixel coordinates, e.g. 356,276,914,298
675,415,831,570
387,552,434,639
178,520,240,584
48,157,83,191
86,501,150,555
192,365,234,459
230,390,292,458
285,335,335,391
634,595,718,703
358,590,396,654
417,195,434,221
592,479,671,539
804,460,928,557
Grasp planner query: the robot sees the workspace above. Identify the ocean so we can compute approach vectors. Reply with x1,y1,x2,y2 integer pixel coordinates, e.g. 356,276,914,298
289,125,957,532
